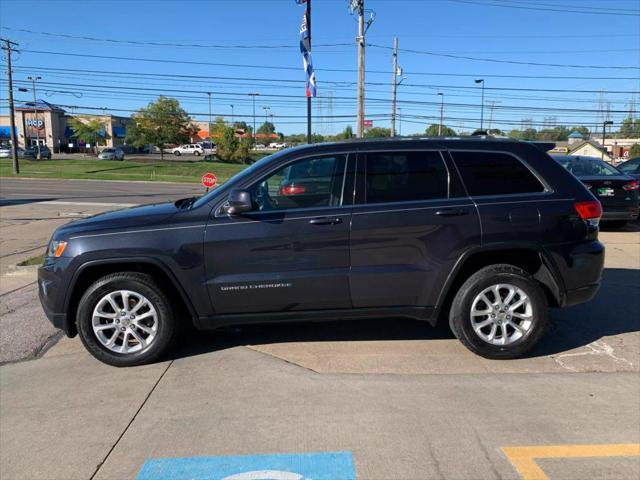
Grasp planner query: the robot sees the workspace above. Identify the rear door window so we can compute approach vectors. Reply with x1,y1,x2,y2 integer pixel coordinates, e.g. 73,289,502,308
452,151,545,196
364,151,448,204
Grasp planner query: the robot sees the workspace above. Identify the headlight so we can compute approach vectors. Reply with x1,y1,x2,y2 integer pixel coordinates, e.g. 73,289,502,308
47,240,68,258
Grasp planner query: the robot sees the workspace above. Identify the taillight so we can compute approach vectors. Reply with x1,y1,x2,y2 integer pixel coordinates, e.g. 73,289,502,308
574,200,602,220
280,185,306,196
622,180,638,191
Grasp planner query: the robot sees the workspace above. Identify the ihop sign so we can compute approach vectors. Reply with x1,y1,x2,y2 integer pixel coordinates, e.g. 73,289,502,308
26,118,45,129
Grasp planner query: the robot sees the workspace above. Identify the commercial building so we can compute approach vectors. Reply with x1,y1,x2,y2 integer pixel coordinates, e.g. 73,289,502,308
0,100,130,151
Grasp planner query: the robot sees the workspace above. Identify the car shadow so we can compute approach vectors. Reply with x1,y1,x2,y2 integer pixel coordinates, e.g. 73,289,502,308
166,267,640,362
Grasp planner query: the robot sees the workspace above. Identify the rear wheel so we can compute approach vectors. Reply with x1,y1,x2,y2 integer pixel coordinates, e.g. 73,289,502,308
194,151,201,156
449,264,548,359
173,151,181,156
76,272,175,367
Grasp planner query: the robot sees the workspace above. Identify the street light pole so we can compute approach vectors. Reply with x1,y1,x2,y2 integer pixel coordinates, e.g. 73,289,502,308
437,93,444,136
27,75,42,159
1,37,19,174
475,79,485,131
602,120,613,160
230,104,234,125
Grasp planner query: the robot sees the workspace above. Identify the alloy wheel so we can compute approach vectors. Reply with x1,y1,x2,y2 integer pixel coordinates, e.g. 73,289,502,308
469,283,533,346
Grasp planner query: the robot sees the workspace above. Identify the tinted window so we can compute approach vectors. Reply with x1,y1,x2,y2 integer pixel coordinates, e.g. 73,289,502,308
618,158,640,174
249,155,347,211
557,156,621,177
365,151,448,204
453,151,545,196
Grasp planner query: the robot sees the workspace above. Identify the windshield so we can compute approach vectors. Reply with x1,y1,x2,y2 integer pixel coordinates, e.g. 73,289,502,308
555,156,621,177
192,149,291,209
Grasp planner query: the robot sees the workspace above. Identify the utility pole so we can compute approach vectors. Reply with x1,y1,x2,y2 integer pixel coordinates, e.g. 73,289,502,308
27,75,42,159
306,0,312,144
437,93,444,136
602,120,613,160
206,92,212,135
475,78,485,131
248,93,259,140
1,38,19,174
263,106,270,125
356,0,366,138
390,36,398,137
230,104,234,125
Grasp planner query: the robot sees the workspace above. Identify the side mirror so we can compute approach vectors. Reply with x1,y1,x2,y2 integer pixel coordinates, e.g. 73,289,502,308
224,189,252,215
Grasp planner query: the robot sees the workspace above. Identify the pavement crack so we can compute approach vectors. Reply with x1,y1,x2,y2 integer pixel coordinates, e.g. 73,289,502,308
89,360,173,480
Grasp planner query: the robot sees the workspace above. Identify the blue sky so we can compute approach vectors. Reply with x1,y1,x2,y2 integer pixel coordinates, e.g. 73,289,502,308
1,0,639,135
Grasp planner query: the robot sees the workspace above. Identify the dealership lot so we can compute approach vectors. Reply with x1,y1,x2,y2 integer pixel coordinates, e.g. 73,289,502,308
0,179,638,479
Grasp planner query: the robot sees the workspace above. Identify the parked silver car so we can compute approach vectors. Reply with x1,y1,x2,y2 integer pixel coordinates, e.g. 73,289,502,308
98,148,125,161
0,146,28,158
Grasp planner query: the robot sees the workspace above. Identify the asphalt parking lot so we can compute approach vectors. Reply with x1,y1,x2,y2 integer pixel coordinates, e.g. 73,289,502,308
1,179,639,480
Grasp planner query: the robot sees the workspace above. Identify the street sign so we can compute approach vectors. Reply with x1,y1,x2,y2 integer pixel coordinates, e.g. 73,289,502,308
363,120,373,128
202,172,217,189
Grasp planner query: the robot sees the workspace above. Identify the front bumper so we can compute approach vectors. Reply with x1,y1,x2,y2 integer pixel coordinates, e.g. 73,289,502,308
38,257,76,337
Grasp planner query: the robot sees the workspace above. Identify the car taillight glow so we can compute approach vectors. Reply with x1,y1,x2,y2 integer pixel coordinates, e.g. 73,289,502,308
280,185,306,196
574,200,602,220
622,180,638,191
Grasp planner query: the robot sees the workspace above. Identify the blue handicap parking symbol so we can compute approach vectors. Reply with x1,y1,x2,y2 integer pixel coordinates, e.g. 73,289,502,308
136,451,356,480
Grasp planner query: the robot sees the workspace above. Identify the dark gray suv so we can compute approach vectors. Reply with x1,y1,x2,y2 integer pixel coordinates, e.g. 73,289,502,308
39,138,605,366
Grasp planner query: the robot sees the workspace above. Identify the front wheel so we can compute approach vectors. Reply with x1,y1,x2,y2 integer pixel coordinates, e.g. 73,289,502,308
449,264,548,359
173,151,181,156
194,151,201,156
76,272,175,366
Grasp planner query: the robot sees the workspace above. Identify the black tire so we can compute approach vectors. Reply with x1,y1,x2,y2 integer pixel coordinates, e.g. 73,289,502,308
174,151,181,156
449,264,548,359
76,272,175,367
194,151,201,156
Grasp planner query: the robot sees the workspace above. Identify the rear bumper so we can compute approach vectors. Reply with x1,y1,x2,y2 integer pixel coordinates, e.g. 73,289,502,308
548,240,605,308
563,283,600,307
601,208,639,221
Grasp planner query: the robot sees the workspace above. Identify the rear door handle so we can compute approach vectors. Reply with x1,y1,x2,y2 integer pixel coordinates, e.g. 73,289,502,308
435,208,469,216
309,217,343,225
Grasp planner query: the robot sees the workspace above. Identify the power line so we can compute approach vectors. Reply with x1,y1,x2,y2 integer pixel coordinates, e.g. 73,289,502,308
368,44,640,70
6,79,634,115
17,48,640,80
448,0,640,16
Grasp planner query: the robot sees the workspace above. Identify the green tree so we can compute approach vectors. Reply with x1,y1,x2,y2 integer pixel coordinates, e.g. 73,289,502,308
214,121,251,164
125,96,198,161
629,143,640,158
619,117,640,138
257,122,276,136
69,117,111,155
364,127,391,138
425,124,456,136
340,125,354,139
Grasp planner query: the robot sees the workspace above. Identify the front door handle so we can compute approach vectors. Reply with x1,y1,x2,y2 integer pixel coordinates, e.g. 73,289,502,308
435,208,469,217
309,217,343,225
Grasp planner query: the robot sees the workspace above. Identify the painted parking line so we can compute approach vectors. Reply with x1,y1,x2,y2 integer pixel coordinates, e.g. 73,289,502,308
502,444,640,480
136,451,356,480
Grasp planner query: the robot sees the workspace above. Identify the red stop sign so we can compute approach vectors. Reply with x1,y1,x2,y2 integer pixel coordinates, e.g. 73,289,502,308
201,172,217,188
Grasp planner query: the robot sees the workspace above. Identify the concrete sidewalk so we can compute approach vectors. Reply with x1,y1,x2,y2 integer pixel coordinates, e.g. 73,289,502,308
1,337,639,480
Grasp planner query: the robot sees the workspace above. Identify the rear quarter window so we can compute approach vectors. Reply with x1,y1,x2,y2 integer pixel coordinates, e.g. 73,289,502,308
453,151,545,196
